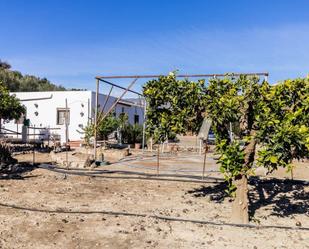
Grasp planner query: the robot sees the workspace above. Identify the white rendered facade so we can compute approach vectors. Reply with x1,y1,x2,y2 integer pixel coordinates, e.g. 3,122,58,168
2,91,144,143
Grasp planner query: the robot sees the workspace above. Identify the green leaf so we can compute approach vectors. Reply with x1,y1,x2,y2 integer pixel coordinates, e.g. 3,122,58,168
269,155,278,164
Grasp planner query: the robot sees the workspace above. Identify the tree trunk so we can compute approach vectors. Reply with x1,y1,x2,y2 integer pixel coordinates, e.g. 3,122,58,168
231,132,257,224
0,118,2,138
231,174,249,224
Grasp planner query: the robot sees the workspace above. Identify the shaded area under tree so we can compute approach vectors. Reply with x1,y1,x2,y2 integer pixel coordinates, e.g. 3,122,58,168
187,177,309,219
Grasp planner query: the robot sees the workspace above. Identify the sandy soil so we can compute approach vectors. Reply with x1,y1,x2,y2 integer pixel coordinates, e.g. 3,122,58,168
0,151,308,249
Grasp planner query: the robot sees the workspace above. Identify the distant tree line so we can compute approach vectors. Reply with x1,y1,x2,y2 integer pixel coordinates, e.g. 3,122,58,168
0,59,66,92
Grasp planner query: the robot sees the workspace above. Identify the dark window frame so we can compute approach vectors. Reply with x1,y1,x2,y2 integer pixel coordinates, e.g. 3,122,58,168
134,114,139,124
56,108,70,125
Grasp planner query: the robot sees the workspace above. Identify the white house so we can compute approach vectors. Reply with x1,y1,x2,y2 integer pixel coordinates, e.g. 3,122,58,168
2,91,144,143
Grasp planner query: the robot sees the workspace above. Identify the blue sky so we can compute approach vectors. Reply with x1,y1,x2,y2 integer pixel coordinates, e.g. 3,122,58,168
1,0,309,96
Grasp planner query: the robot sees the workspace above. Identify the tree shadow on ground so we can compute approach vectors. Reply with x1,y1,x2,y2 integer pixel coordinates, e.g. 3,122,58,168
0,163,37,180
248,177,309,218
187,182,230,203
187,177,309,219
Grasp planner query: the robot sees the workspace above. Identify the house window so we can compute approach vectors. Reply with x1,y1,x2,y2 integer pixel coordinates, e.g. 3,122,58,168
121,107,125,113
57,108,70,125
134,115,139,124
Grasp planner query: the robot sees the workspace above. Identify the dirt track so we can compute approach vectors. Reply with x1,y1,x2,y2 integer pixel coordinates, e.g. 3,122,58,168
0,152,308,248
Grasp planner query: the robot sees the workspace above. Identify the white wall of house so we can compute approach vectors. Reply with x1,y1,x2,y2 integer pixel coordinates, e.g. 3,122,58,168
90,92,144,125
2,91,144,143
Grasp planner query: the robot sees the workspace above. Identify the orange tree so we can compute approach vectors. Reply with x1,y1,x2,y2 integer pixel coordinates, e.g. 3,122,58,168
0,81,25,133
205,75,309,223
0,81,25,165
144,73,308,224
143,72,206,143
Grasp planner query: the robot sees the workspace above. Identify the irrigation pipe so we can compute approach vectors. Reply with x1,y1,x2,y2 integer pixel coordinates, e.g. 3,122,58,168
121,155,218,164
117,153,210,161
39,164,213,179
111,154,219,173
114,156,309,185
38,164,223,184
38,164,309,185
114,161,220,173
0,202,308,231
39,164,219,180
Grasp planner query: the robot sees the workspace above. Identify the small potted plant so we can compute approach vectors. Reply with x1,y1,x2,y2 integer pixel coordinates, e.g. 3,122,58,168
132,124,143,149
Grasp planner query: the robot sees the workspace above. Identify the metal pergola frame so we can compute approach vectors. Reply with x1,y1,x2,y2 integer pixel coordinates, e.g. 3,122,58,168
93,72,269,159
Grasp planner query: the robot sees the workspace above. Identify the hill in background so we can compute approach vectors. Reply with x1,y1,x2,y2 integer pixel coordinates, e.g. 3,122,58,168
0,59,66,92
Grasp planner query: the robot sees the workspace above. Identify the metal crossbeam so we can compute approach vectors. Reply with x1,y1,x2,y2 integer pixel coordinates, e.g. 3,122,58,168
96,72,269,80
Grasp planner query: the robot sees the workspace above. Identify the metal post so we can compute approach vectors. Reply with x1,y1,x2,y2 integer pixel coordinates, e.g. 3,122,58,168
101,85,113,114
33,125,35,166
94,78,99,160
96,85,114,126
65,98,69,168
142,99,147,153
87,98,90,125
229,122,233,142
100,78,138,122
99,78,143,96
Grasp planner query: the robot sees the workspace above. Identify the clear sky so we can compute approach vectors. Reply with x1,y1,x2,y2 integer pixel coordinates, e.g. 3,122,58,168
1,0,309,95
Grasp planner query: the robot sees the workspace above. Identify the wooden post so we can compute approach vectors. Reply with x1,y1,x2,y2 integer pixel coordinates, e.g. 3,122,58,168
157,144,160,176
150,137,153,152
161,141,164,153
202,140,207,180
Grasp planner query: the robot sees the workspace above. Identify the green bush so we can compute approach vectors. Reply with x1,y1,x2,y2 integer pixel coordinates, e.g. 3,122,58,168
84,113,119,145
119,113,143,144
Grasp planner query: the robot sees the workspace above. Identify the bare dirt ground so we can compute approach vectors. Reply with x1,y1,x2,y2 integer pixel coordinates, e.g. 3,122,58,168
0,151,308,249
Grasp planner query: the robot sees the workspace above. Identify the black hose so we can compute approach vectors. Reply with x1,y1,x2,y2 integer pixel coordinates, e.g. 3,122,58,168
38,164,309,185
115,160,220,173
0,202,308,231
39,164,224,184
